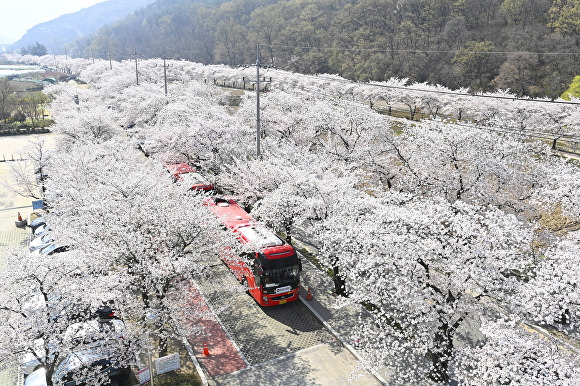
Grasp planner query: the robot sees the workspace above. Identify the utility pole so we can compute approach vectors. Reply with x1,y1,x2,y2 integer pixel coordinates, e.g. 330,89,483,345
132,48,142,86
107,46,113,70
162,56,172,96
243,45,271,159
256,45,261,159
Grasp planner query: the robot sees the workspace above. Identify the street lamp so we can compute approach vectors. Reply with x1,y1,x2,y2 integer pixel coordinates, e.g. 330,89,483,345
145,312,157,386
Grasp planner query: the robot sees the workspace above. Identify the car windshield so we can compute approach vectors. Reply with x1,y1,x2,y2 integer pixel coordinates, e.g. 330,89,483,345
259,253,301,287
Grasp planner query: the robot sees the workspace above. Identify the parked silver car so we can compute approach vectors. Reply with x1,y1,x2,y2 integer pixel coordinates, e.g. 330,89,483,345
22,319,130,386
30,243,69,258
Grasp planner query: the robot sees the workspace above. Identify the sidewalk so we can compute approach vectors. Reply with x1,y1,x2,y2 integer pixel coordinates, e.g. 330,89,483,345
296,247,389,385
172,281,248,378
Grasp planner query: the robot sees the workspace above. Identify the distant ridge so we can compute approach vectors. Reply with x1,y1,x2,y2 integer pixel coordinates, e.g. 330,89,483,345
10,0,155,53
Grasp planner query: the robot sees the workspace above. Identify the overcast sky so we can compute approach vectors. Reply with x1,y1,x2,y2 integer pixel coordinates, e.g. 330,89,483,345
0,0,107,43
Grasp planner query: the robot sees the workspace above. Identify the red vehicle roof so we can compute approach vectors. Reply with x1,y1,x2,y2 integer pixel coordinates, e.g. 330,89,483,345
205,197,294,259
206,197,254,230
165,163,213,191
164,163,196,176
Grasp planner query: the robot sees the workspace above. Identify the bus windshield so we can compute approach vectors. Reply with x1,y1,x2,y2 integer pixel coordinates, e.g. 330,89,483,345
259,253,301,287
262,264,300,287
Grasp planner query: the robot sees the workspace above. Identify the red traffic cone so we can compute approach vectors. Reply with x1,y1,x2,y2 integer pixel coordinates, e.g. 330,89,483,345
202,341,210,357
15,212,27,228
306,287,313,301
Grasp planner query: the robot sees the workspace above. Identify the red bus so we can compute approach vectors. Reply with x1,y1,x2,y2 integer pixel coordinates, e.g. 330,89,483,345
164,163,214,191
205,197,302,306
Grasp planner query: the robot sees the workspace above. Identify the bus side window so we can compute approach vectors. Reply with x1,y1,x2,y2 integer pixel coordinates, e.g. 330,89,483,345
252,260,262,286
240,251,253,264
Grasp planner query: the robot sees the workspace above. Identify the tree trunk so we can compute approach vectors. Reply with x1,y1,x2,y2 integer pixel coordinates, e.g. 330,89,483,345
159,334,169,358
141,291,151,308
45,364,56,386
332,266,347,296
552,136,560,150
427,322,455,383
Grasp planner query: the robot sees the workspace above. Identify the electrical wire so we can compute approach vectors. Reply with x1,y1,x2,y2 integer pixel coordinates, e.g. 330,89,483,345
267,43,580,56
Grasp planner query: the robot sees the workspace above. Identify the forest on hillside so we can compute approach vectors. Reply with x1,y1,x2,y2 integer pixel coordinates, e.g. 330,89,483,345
70,0,580,98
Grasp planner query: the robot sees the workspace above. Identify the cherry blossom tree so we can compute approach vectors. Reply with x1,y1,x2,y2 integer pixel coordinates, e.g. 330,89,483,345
536,155,580,223
313,191,534,383
453,319,580,385
509,230,580,330
392,121,553,214
0,249,138,386
46,86,121,148
44,139,240,356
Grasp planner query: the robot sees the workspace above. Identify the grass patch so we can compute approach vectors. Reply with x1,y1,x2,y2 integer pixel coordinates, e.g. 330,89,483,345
154,370,202,386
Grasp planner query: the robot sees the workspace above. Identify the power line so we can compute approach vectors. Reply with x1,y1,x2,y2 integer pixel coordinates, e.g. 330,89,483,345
75,38,580,62
268,43,580,57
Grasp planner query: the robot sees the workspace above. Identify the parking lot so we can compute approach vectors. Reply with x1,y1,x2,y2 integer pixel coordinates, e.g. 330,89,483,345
0,134,54,246
0,134,54,385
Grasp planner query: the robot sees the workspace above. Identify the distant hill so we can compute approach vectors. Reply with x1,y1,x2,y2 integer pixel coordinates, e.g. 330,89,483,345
79,0,580,99
10,0,155,54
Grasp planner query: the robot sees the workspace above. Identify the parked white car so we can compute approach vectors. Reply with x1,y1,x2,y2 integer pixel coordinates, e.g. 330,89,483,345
29,234,54,252
23,368,47,386
33,224,51,238
30,243,68,258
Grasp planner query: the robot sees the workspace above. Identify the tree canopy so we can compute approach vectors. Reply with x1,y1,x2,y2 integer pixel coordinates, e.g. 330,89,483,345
1,53,579,384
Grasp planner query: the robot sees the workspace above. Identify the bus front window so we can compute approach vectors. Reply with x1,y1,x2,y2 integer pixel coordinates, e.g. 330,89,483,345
262,264,300,287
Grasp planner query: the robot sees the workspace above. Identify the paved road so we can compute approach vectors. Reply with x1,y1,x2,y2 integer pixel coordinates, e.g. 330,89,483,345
195,261,335,363
188,260,380,385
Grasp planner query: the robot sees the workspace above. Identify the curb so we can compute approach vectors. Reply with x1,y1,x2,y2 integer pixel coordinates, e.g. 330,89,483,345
181,337,209,386
299,294,388,385
190,279,250,367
